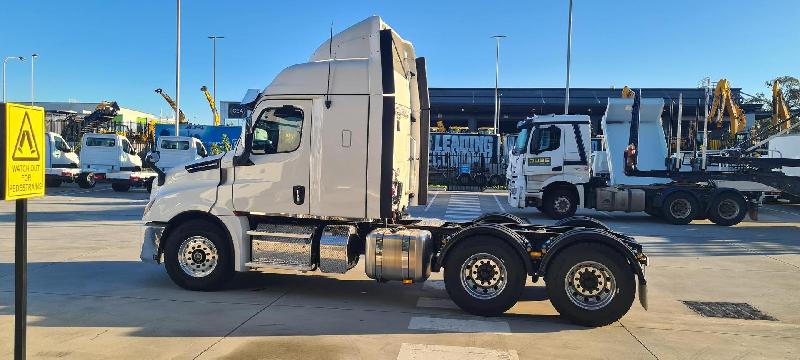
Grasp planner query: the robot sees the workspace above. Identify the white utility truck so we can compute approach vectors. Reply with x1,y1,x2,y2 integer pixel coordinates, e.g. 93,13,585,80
77,133,156,191
44,132,82,187
508,96,800,226
139,17,649,326
146,135,209,173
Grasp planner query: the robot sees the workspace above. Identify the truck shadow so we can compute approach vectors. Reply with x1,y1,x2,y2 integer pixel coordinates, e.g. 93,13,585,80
0,261,577,339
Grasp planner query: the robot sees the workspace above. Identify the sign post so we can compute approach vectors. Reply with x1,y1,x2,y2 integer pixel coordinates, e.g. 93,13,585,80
1,102,46,360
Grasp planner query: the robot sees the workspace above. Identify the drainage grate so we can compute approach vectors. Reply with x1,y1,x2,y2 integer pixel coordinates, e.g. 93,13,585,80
682,301,777,321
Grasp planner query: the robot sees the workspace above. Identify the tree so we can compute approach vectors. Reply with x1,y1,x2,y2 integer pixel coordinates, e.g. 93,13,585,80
210,134,232,155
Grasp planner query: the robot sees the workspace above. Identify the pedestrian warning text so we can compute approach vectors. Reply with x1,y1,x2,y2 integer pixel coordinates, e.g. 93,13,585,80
2,103,46,200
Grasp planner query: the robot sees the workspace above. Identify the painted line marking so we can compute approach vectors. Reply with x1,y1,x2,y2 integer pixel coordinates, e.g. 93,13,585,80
416,296,459,310
423,280,446,291
397,343,519,360
424,191,439,212
408,316,511,334
493,193,507,213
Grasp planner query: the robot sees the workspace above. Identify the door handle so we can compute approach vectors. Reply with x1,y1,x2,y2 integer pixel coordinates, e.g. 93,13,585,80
293,185,305,205
551,166,563,171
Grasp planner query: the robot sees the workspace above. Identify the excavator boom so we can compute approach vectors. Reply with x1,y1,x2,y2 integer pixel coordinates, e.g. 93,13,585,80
155,88,187,124
706,79,747,136
772,81,792,131
201,86,221,126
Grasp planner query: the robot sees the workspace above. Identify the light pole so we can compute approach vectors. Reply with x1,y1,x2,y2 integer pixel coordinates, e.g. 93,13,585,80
175,0,181,133
30,54,38,105
3,56,25,103
564,0,573,115
208,36,224,110
491,35,506,166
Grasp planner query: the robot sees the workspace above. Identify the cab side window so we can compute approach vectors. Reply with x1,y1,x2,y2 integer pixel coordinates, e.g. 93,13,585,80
251,106,304,155
530,126,561,154
196,142,208,157
122,139,131,154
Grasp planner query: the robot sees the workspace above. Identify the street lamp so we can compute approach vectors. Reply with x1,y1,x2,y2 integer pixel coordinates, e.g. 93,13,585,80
3,56,26,103
491,35,506,167
564,0,574,115
208,36,224,111
175,0,181,133
30,54,38,105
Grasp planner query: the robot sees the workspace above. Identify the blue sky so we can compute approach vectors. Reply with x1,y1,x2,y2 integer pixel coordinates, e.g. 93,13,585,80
2,0,797,124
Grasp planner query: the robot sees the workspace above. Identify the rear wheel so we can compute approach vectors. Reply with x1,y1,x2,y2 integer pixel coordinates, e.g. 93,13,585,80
660,192,698,225
444,238,526,316
708,192,747,226
145,179,154,193
77,172,96,189
543,188,578,219
545,243,635,327
112,182,131,192
164,220,234,291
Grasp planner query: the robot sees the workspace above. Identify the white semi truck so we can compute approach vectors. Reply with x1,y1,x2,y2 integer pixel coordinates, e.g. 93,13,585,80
44,132,82,187
139,17,649,326
508,96,800,226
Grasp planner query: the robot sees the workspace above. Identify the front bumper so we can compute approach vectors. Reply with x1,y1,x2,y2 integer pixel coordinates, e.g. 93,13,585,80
140,222,166,264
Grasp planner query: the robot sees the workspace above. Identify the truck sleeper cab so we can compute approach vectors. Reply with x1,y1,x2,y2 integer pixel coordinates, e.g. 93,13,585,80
140,17,648,327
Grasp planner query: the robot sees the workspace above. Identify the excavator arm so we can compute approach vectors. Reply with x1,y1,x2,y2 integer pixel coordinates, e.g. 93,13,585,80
201,86,221,126
155,88,187,124
772,81,792,131
706,79,747,136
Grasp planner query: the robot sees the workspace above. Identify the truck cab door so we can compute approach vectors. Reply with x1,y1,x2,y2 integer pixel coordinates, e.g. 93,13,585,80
233,100,311,215
524,125,565,179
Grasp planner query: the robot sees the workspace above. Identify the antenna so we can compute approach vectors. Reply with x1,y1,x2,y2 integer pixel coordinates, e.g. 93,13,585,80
325,22,333,109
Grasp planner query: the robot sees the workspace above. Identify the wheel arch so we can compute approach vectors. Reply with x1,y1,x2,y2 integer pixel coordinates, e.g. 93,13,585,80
434,224,534,276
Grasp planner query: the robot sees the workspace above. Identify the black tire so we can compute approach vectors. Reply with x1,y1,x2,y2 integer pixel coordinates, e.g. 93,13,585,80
554,216,609,230
543,188,578,220
708,192,747,226
112,182,131,192
164,219,234,291
77,172,96,189
545,243,635,327
474,212,527,225
660,192,698,225
145,179,153,193
45,178,63,187
457,173,472,186
444,238,526,316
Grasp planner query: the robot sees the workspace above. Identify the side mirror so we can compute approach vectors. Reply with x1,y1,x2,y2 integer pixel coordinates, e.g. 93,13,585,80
146,152,160,164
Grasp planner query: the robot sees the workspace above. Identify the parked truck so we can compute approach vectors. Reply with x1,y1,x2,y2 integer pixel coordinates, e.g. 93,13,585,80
77,132,156,191
44,132,82,187
139,17,648,326
507,95,800,226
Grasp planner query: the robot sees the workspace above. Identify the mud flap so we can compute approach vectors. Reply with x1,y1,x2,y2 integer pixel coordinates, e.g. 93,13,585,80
638,281,648,310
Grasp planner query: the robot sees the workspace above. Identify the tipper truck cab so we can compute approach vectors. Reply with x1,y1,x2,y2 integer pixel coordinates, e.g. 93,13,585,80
44,132,81,187
140,16,649,326
508,96,799,226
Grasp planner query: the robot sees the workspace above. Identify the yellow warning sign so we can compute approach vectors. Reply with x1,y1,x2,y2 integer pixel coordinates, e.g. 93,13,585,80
2,103,45,200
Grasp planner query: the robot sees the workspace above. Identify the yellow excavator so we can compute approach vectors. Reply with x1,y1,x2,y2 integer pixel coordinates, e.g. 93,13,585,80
707,79,747,136
154,88,187,123
201,86,221,126
621,86,635,99
772,80,792,131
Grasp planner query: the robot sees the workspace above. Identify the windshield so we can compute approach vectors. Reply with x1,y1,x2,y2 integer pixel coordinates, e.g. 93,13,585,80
513,128,530,155
86,137,115,147
160,139,190,150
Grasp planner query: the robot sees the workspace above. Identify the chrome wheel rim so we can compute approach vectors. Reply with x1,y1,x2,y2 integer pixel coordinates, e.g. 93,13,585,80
669,198,692,219
564,261,616,310
461,253,508,300
554,196,571,214
178,236,218,278
717,199,740,220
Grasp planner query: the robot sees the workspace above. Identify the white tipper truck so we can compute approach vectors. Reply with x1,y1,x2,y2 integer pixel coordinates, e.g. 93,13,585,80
139,16,649,326
508,96,800,226
44,132,81,187
77,132,157,192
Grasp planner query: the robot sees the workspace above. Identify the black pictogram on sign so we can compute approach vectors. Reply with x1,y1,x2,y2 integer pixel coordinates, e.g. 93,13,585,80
12,112,40,161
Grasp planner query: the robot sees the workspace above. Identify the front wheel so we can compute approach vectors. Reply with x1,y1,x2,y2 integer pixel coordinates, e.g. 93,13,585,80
164,220,234,291
77,172,96,189
444,238,526,316
543,188,578,219
545,243,635,327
